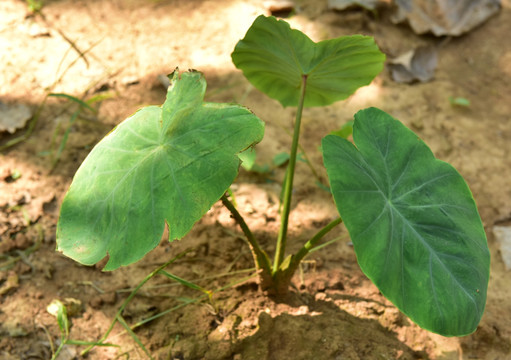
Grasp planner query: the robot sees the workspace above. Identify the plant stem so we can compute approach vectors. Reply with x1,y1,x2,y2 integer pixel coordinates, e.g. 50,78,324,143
273,120,324,186
269,217,343,296
289,217,343,269
221,194,272,275
273,75,308,273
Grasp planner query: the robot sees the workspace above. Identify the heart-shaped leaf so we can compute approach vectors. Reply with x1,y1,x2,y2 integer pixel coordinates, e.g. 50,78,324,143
231,15,385,107
57,70,264,270
322,107,490,336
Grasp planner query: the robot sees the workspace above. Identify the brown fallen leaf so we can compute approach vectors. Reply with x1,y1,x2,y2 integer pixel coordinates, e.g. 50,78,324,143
388,46,438,83
0,102,32,134
391,0,501,36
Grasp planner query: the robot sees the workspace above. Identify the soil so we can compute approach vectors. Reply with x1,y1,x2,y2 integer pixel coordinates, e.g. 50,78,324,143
1,0,511,359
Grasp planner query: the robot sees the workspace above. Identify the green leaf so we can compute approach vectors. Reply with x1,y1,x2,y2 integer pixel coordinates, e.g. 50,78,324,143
57,70,264,270
322,107,489,336
231,15,385,107
47,299,69,337
239,147,271,173
330,120,354,139
272,151,290,167
239,147,257,171
449,96,471,107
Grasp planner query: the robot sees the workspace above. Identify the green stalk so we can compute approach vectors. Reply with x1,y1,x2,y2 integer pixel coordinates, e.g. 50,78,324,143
270,217,343,296
273,75,308,273
289,217,343,270
221,194,272,275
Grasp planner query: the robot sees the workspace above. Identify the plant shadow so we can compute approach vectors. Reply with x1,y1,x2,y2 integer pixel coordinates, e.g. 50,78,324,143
233,292,427,360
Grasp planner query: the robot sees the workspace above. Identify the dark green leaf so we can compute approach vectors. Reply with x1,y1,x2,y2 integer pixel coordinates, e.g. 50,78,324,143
322,107,489,336
231,15,385,107
57,70,264,270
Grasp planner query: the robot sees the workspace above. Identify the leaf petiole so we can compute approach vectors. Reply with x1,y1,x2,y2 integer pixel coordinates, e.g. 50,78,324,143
220,194,272,277
292,217,343,264
273,74,308,273
284,217,343,275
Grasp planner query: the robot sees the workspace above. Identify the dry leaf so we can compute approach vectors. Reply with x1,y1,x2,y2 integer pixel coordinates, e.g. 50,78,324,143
0,102,32,134
392,0,501,36
388,46,438,83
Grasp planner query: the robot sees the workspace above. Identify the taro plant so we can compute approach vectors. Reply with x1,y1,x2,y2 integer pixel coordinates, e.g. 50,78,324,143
57,15,490,337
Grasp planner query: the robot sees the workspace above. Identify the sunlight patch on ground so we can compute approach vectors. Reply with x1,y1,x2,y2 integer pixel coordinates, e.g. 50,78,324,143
345,78,384,108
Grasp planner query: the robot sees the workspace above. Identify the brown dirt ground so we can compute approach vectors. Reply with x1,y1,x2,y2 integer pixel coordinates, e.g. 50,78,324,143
1,0,511,359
